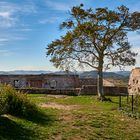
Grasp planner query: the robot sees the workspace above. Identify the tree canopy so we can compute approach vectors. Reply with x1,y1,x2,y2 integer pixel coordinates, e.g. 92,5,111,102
46,4,140,100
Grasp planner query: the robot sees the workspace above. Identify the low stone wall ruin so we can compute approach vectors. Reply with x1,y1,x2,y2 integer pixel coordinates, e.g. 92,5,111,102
0,72,129,96
79,85,128,96
16,86,128,96
17,88,80,95
0,74,79,89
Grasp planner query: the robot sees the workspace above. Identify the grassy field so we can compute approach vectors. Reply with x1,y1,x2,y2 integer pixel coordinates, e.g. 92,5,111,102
1,94,140,140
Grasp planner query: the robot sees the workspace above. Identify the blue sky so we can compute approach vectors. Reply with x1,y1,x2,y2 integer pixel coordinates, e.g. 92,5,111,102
0,0,140,71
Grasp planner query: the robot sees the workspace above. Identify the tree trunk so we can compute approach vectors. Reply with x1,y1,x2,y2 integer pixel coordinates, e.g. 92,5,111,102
97,69,105,100
97,55,106,101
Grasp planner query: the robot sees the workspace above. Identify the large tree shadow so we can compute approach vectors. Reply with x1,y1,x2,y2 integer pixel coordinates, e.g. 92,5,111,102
19,108,55,126
7,99,55,127
0,116,37,140
0,110,55,140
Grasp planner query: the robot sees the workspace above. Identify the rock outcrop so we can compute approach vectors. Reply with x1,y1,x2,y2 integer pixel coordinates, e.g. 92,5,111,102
128,67,140,95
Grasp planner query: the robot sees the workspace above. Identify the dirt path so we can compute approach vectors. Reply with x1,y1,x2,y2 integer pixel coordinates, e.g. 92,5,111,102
47,95,69,98
40,103,79,110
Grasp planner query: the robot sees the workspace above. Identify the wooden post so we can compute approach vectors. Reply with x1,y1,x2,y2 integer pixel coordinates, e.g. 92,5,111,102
132,95,134,112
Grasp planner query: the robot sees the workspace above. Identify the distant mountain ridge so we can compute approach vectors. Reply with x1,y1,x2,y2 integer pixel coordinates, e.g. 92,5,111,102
79,70,130,79
0,70,51,75
114,71,130,77
0,70,130,79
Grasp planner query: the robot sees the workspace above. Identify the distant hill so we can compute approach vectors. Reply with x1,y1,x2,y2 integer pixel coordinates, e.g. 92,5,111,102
0,70,51,75
78,70,130,86
0,70,130,79
0,70,78,75
79,70,130,79
114,71,130,77
0,71,9,75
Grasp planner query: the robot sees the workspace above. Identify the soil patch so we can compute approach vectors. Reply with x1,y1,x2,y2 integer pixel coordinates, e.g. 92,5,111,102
47,95,68,98
40,103,79,110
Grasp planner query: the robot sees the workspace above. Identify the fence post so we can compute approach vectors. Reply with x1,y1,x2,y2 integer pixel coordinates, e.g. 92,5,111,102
132,95,134,112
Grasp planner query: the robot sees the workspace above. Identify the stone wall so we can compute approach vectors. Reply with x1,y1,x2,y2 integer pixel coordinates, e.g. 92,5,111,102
16,86,127,96
79,78,97,87
79,85,127,95
17,88,80,95
79,78,115,87
0,74,79,89
128,67,140,95
0,73,127,96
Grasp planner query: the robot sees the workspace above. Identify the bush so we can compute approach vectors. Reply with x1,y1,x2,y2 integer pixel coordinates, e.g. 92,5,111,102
0,86,9,115
0,85,38,117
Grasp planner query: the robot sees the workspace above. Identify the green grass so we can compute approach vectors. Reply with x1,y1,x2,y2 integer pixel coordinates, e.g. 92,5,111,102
1,94,140,140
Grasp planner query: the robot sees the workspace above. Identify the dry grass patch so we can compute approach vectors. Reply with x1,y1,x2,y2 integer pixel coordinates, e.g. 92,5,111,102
40,102,80,110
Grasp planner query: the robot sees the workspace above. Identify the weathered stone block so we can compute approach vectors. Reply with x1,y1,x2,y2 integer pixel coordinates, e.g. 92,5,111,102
128,67,140,95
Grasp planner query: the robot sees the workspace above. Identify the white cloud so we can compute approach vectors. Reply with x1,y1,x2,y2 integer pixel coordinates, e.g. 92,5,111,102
0,36,27,46
0,11,10,18
0,49,13,56
0,13,17,28
0,36,26,41
0,38,9,42
0,2,17,28
0,1,36,28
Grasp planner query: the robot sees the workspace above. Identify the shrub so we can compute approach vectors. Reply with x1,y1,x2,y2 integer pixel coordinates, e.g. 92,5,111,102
0,85,9,115
0,85,38,117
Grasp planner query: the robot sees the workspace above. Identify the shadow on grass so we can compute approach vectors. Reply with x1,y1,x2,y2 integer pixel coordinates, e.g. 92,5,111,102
0,108,56,140
8,100,55,126
21,108,55,126
0,110,55,140
0,116,37,140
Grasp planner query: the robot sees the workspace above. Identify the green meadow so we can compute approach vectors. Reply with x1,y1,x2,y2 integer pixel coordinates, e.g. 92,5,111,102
1,94,140,140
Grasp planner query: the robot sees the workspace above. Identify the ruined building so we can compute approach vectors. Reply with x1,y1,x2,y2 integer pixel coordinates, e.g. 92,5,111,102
0,73,124,95
0,73,116,89
0,74,79,89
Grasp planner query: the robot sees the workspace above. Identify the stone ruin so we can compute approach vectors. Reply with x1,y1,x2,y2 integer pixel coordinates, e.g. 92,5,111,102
128,67,140,95
0,73,127,95
0,74,79,89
